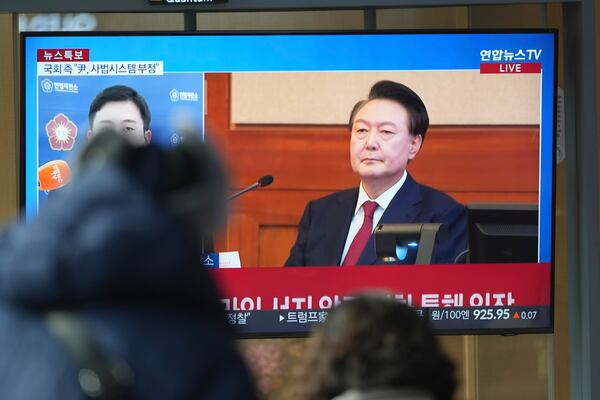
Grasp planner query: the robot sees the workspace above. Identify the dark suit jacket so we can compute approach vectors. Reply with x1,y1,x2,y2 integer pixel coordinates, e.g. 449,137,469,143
285,174,467,266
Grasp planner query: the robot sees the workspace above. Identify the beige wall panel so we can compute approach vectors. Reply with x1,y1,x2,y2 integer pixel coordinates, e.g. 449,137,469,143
477,334,549,400
377,7,469,29
469,5,548,28
18,13,183,31
94,13,183,31
231,71,541,126
196,11,363,31
0,13,18,224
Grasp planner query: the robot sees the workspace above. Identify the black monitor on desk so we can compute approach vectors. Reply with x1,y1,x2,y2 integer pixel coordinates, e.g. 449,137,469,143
467,203,538,263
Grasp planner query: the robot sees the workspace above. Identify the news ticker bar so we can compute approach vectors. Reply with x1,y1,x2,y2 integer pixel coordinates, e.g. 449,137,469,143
212,263,552,309
228,306,551,335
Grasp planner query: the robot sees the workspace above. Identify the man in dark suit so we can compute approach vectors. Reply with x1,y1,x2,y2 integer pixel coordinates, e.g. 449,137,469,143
285,80,467,266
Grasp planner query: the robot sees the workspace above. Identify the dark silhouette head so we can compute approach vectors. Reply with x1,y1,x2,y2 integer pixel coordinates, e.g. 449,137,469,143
301,294,456,400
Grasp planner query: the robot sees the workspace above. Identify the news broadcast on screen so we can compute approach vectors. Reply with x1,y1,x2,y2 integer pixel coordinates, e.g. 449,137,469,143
22,31,556,336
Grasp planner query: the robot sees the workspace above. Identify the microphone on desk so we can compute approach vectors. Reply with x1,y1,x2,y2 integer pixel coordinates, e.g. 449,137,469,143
38,160,72,191
229,174,274,201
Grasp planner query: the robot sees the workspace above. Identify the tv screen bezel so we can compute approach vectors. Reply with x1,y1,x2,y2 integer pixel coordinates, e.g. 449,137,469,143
20,29,557,337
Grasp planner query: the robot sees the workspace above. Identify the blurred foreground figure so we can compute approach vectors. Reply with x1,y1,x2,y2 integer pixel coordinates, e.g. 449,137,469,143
0,130,257,400
299,295,456,400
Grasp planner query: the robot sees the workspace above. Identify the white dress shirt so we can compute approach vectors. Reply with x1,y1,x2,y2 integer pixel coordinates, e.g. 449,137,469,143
339,171,408,265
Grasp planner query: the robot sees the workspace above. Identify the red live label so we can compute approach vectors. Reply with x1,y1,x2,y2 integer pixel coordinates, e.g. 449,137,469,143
37,49,90,62
480,62,541,74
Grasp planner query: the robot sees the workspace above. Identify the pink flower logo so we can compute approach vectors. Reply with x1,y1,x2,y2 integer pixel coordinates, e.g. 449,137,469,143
46,113,78,151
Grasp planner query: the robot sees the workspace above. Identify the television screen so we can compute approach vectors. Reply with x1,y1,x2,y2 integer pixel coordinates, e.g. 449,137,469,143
22,31,556,335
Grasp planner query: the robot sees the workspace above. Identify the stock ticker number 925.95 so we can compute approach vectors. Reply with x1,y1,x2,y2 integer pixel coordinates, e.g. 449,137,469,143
473,308,510,320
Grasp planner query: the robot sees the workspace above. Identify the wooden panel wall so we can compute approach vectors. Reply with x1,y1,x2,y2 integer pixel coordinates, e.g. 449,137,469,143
205,73,540,267
0,14,18,225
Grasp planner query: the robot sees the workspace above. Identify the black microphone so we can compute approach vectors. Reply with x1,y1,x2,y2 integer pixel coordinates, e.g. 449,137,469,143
229,175,274,201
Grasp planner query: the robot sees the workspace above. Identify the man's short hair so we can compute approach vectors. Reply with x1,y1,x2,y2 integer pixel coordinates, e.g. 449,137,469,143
349,80,430,142
88,85,151,131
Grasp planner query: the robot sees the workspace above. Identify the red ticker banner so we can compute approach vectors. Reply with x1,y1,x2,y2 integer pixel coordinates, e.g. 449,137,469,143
211,263,551,311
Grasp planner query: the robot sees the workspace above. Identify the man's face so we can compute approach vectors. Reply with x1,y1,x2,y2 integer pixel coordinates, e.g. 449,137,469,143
88,100,152,146
350,98,422,187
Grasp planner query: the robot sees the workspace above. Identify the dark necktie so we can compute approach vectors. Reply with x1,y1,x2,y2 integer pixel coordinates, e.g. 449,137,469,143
342,201,378,266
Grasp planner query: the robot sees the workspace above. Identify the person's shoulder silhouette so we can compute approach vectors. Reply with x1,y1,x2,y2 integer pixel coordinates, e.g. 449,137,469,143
0,129,256,400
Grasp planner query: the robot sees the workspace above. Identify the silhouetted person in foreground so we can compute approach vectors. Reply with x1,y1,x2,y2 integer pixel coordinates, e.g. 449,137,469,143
0,129,257,400
298,294,456,400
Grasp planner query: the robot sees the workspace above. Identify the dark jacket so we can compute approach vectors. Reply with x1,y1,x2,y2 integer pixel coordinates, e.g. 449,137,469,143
285,174,467,266
0,165,257,400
